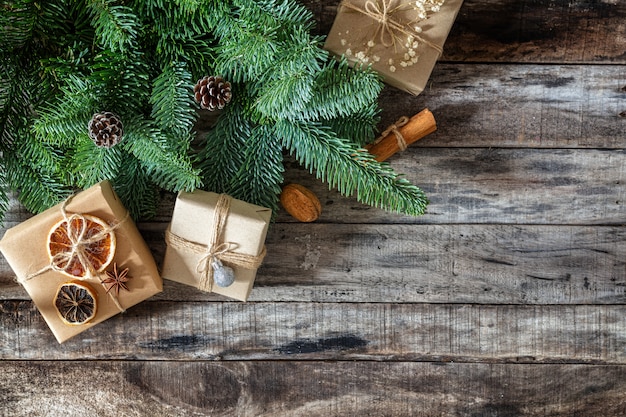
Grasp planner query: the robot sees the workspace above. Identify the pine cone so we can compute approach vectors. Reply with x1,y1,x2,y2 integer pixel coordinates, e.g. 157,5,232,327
194,76,232,111
88,112,124,148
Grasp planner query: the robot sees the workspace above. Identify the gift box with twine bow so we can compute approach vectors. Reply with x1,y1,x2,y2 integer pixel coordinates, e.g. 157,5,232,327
161,190,271,301
324,0,464,95
0,181,162,343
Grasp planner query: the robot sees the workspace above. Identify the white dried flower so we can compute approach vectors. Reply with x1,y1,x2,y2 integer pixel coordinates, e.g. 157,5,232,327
367,40,375,47
389,65,396,72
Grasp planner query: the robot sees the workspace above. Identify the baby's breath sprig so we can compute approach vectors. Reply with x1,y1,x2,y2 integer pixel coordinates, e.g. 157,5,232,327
340,0,446,72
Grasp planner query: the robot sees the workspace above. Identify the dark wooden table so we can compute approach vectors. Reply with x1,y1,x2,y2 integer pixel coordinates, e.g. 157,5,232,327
2,1,626,415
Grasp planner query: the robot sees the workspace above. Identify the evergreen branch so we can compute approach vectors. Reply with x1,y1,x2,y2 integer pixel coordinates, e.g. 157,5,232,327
112,154,160,219
226,124,284,212
122,120,201,192
14,129,65,178
90,50,150,115
252,30,326,119
88,0,139,52
3,152,70,214
0,0,36,51
68,135,124,188
278,120,428,216
32,75,97,147
196,100,251,194
292,59,383,121
321,101,380,147
235,0,315,36
0,58,33,150
0,161,10,222
150,61,196,138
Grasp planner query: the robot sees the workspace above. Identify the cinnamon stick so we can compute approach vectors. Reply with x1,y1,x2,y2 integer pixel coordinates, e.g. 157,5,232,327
365,108,437,162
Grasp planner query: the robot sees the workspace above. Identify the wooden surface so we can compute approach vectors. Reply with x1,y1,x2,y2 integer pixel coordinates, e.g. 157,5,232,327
2,1,626,416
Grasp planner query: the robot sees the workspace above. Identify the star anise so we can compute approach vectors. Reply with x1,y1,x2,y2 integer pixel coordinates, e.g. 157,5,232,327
102,263,131,296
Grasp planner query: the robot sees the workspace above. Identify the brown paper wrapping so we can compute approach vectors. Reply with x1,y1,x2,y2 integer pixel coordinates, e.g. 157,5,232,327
161,190,272,301
0,181,162,343
324,0,464,95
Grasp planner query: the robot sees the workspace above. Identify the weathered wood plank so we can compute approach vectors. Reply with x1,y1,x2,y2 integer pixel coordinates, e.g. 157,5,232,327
2,361,626,416
1,147,624,226
2,224,625,304
282,147,626,224
2,302,626,363
305,0,626,64
446,0,626,63
378,64,626,148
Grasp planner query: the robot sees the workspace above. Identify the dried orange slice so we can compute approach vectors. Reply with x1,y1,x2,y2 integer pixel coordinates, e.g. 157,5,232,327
47,214,116,278
54,281,98,325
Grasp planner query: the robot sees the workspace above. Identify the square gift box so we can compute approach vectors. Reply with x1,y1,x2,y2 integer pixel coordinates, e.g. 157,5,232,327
324,0,464,95
161,190,271,301
0,180,162,343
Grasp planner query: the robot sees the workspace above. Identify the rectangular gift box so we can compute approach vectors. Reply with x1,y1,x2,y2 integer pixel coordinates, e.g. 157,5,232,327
161,190,271,301
0,181,162,343
324,0,464,95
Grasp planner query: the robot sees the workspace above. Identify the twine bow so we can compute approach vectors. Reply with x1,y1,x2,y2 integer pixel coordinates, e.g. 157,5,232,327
164,194,267,293
342,0,443,54
371,115,410,150
21,195,128,312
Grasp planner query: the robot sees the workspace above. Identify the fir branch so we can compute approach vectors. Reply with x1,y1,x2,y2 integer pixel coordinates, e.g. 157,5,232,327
0,58,32,150
3,152,70,214
0,0,36,51
149,61,196,138
89,50,150,115
226,124,284,212
88,0,139,52
0,165,9,221
32,75,97,147
292,60,383,121
112,154,160,219
121,120,201,192
278,120,428,216
196,101,250,193
68,135,124,188
321,102,380,147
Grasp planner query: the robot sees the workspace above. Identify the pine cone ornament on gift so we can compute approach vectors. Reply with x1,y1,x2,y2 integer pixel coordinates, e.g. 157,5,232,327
88,112,124,148
194,76,232,111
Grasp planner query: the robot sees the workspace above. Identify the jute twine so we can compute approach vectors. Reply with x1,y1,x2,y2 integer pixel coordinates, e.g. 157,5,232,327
164,194,266,293
342,0,444,54
20,195,129,313
371,115,410,150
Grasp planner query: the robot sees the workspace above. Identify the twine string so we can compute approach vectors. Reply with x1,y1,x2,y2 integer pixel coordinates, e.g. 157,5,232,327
371,115,410,150
164,194,267,292
342,0,444,54
21,195,129,313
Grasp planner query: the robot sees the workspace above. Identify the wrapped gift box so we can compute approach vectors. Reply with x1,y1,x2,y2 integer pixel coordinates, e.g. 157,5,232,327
324,0,464,95
161,190,271,301
0,181,162,343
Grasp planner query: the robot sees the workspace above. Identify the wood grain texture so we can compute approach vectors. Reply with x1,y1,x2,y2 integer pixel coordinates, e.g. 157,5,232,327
2,224,625,304
377,64,626,148
305,0,626,64
2,361,626,417
2,3,626,416
2,301,626,363
0,146,624,226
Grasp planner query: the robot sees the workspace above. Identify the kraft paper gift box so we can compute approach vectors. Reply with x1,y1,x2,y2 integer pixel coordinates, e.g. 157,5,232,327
161,190,272,302
324,0,464,95
0,180,162,343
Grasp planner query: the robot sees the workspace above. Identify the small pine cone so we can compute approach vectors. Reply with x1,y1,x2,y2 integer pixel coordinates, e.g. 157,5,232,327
194,76,232,111
88,112,124,148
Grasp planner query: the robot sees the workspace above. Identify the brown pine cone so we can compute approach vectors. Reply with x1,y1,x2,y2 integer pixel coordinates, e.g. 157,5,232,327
88,112,124,148
194,75,232,111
